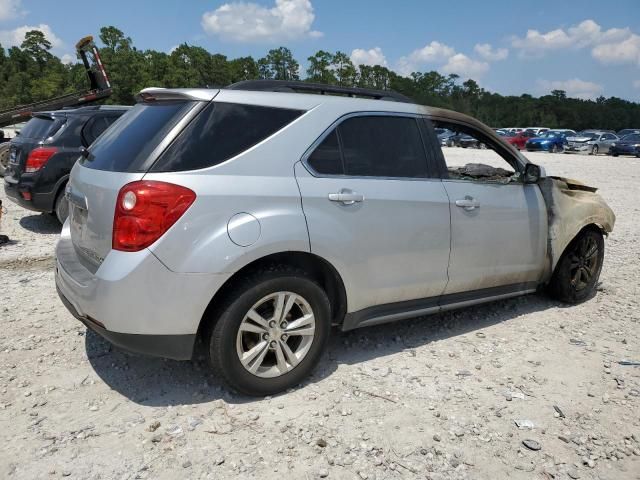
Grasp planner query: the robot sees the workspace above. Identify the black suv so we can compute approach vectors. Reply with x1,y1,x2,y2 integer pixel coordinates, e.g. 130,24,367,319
3,105,129,223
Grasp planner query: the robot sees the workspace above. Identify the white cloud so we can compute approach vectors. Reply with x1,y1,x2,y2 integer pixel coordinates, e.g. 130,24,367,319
474,43,508,61
60,53,75,65
592,34,640,66
0,0,24,22
512,19,639,66
0,24,64,50
396,41,455,75
201,0,322,43
537,78,604,100
441,53,489,79
350,47,387,67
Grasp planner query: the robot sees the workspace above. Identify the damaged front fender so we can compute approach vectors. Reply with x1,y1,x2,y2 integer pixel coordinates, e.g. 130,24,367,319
538,176,615,282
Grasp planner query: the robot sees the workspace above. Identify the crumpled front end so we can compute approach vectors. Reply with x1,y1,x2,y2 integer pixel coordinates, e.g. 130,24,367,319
538,176,615,281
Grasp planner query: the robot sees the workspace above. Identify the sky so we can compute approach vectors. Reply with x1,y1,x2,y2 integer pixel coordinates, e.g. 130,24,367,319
1,0,639,101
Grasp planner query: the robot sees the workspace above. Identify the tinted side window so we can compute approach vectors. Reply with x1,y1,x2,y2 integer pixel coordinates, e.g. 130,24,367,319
307,130,343,175
152,102,304,172
82,116,108,146
83,101,196,172
337,116,427,178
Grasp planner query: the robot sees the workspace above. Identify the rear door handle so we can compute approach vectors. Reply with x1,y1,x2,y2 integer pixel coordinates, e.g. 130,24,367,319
328,189,364,205
455,197,480,211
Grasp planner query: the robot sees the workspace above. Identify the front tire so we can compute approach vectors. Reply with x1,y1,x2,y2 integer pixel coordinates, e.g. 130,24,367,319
550,144,558,153
208,267,331,396
548,229,604,304
591,145,599,155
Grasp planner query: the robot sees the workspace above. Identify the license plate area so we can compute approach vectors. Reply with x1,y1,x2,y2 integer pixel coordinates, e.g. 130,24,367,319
70,203,88,244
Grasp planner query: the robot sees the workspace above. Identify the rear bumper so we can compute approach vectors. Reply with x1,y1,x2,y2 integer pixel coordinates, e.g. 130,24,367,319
56,285,196,360
55,222,231,359
4,174,59,213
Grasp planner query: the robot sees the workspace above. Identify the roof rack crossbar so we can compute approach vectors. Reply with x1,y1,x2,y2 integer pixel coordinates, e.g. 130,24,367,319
226,80,413,103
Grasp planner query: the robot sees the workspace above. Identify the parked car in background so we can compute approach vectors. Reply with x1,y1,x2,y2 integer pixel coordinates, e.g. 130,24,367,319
564,131,618,155
459,134,487,149
524,127,549,136
616,129,640,138
3,105,129,223
525,130,576,153
503,130,536,150
610,133,640,157
438,129,466,147
55,80,615,396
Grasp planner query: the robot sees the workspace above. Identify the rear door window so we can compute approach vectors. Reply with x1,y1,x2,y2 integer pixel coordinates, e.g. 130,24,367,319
306,115,430,178
151,102,304,172
339,116,428,178
307,130,343,175
81,101,196,172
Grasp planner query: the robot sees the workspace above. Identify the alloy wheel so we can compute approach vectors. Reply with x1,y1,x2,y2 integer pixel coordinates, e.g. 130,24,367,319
568,235,600,291
236,292,316,378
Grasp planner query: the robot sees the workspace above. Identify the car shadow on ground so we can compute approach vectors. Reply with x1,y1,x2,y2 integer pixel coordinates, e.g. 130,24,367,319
85,292,561,407
18,213,61,234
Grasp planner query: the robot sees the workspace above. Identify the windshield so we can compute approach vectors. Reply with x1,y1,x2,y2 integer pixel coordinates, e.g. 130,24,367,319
578,132,598,139
621,134,640,142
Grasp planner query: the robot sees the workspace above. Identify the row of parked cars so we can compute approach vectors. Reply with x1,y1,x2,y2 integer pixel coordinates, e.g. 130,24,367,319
436,126,640,156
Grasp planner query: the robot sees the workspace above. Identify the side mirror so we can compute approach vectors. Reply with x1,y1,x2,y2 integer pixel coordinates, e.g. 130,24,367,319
524,163,541,183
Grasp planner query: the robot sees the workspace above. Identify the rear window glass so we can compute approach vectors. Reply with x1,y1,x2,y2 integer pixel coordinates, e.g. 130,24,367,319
19,117,63,139
80,101,196,172
151,102,304,172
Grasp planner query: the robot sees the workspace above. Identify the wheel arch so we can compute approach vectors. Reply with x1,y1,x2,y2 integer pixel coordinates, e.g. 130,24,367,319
551,222,606,277
197,251,348,340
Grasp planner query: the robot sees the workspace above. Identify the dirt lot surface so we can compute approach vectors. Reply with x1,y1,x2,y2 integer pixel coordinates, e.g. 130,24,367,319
0,151,639,480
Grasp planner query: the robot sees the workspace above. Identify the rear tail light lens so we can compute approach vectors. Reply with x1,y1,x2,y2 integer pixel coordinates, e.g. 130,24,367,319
112,181,196,252
25,147,58,173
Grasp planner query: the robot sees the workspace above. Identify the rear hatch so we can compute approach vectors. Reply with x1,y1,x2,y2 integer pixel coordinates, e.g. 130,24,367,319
4,114,66,183
66,96,208,272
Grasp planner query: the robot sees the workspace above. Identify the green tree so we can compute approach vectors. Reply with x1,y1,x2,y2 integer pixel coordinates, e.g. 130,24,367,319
306,50,335,84
259,47,299,81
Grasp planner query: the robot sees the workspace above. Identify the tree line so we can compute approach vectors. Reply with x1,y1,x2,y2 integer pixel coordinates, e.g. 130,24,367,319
1,26,639,131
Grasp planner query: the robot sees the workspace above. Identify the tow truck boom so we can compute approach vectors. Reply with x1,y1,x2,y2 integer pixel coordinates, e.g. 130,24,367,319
0,36,112,129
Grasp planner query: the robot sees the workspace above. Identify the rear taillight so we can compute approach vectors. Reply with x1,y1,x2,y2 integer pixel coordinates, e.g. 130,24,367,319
112,181,196,252
25,147,58,173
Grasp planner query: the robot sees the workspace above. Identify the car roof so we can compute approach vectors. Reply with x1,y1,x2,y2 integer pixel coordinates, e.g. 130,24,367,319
137,86,532,169
36,105,131,117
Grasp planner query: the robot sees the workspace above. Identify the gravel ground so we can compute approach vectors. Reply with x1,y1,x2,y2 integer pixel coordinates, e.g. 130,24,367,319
0,151,639,480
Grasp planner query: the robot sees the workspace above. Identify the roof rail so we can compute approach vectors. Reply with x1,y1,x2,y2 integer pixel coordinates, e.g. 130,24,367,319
227,80,414,103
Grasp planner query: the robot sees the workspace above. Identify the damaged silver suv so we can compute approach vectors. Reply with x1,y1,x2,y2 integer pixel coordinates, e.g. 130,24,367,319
55,81,615,395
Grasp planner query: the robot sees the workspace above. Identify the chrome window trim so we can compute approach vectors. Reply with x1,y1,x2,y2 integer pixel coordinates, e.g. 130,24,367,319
300,111,437,181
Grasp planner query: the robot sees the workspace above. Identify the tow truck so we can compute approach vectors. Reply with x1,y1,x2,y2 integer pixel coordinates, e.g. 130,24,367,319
0,36,112,175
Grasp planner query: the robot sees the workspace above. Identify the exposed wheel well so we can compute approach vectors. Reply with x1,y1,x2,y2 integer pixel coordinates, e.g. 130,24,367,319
551,223,605,276
197,251,347,341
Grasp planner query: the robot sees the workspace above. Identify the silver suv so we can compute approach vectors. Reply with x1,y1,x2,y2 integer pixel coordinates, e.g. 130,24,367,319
55,81,615,395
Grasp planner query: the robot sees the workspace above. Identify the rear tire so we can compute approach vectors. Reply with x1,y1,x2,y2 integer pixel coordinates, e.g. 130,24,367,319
54,189,69,224
208,266,331,396
0,143,10,177
548,229,604,304
550,144,558,153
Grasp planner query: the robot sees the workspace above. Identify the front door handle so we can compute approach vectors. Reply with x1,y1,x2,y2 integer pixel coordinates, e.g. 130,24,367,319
328,189,364,205
455,197,480,211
